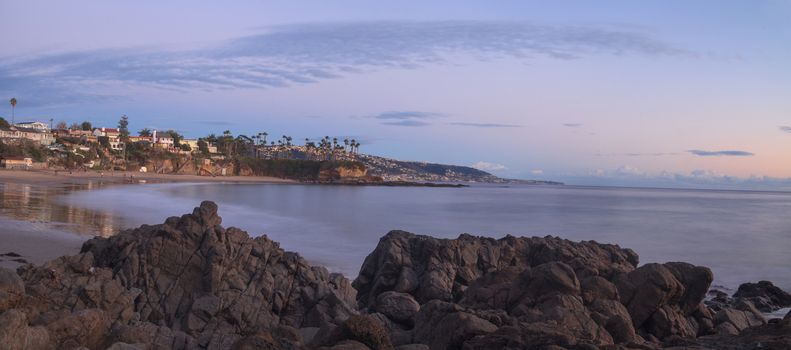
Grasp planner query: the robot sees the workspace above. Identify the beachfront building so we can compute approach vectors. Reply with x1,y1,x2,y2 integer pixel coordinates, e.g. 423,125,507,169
0,157,33,169
1,157,33,169
0,125,55,146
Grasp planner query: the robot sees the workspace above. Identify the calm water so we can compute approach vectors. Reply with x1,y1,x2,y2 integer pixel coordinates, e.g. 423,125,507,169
52,182,791,291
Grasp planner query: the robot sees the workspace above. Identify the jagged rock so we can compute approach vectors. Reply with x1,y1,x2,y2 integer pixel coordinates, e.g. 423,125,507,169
354,231,639,308
394,345,428,350
335,315,393,350
7,201,358,349
374,292,420,325
733,281,791,312
324,340,372,350
704,289,732,312
0,267,24,312
106,343,147,350
108,322,197,350
580,276,619,304
3,202,789,349
614,262,713,339
696,308,791,350
712,300,766,335
412,300,497,350
0,309,51,350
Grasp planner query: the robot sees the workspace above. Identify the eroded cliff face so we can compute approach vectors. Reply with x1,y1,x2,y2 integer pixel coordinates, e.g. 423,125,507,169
318,164,369,182
0,203,789,350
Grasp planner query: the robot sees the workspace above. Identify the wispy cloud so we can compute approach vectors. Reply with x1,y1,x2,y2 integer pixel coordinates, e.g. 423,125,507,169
562,123,583,127
448,122,522,128
367,110,441,127
381,120,432,127
0,20,693,106
371,111,442,120
594,152,680,157
779,126,791,133
688,150,754,157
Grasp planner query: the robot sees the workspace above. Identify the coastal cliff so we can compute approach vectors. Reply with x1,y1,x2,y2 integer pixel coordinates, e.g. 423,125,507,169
0,202,789,350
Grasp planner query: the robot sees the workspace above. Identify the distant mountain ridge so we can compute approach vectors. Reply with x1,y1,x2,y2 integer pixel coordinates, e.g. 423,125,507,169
356,154,562,185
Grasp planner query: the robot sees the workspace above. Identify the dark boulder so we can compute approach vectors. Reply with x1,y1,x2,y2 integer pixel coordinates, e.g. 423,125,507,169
614,262,713,340
733,281,791,312
353,231,639,308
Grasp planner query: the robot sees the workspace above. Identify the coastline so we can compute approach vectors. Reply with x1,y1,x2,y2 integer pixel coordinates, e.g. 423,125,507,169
0,169,296,270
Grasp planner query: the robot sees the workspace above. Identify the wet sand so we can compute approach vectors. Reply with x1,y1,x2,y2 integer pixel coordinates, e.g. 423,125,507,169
0,169,297,185
0,169,296,270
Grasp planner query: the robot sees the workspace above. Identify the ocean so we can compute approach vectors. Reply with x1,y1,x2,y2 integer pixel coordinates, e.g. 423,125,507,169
52,182,791,291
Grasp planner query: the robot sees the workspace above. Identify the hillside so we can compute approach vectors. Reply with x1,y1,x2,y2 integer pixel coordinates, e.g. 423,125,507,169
356,154,562,184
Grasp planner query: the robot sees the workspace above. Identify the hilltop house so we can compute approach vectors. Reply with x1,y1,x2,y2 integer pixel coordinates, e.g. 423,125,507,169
14,121,50,132
0,125,55,146
93,127,124,151
53,129,96,143
128,135,153,144
152,130,175,151
182,139,198,150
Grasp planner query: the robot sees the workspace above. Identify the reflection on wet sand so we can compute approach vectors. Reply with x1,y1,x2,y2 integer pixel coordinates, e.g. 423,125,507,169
0,181,126,237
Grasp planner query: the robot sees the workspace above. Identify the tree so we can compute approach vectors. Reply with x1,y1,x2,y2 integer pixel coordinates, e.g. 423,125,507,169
81,121,92,131
118,115,129,140
0,117,9,129
163,130,183,148
138,128,152,137
56,121,68,130
197,139,209,155
9,98,16,124
69,122,80,130
98,136,110,148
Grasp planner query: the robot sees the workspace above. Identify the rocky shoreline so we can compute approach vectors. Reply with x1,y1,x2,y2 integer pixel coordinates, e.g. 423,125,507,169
1,202,789,350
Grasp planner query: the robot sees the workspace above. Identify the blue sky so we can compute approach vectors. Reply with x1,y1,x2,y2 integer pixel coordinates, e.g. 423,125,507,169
1,1,790,189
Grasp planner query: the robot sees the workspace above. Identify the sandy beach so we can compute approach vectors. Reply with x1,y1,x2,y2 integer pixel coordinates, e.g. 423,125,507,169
0,169,296,270
0,168,297,185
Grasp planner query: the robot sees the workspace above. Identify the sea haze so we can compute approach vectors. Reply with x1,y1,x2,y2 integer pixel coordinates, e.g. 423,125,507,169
59,183,791,290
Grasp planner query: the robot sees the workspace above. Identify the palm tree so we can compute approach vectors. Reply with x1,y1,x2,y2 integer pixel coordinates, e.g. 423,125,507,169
9,98,17,124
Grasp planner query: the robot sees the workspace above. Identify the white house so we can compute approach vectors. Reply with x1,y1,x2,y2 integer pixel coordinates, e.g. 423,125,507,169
0,125,55,146
152,130,175,151
93,127,124,151
14,121,50,131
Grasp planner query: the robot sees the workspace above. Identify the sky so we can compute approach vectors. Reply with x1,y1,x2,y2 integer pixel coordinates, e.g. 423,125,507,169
1,0,790,189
